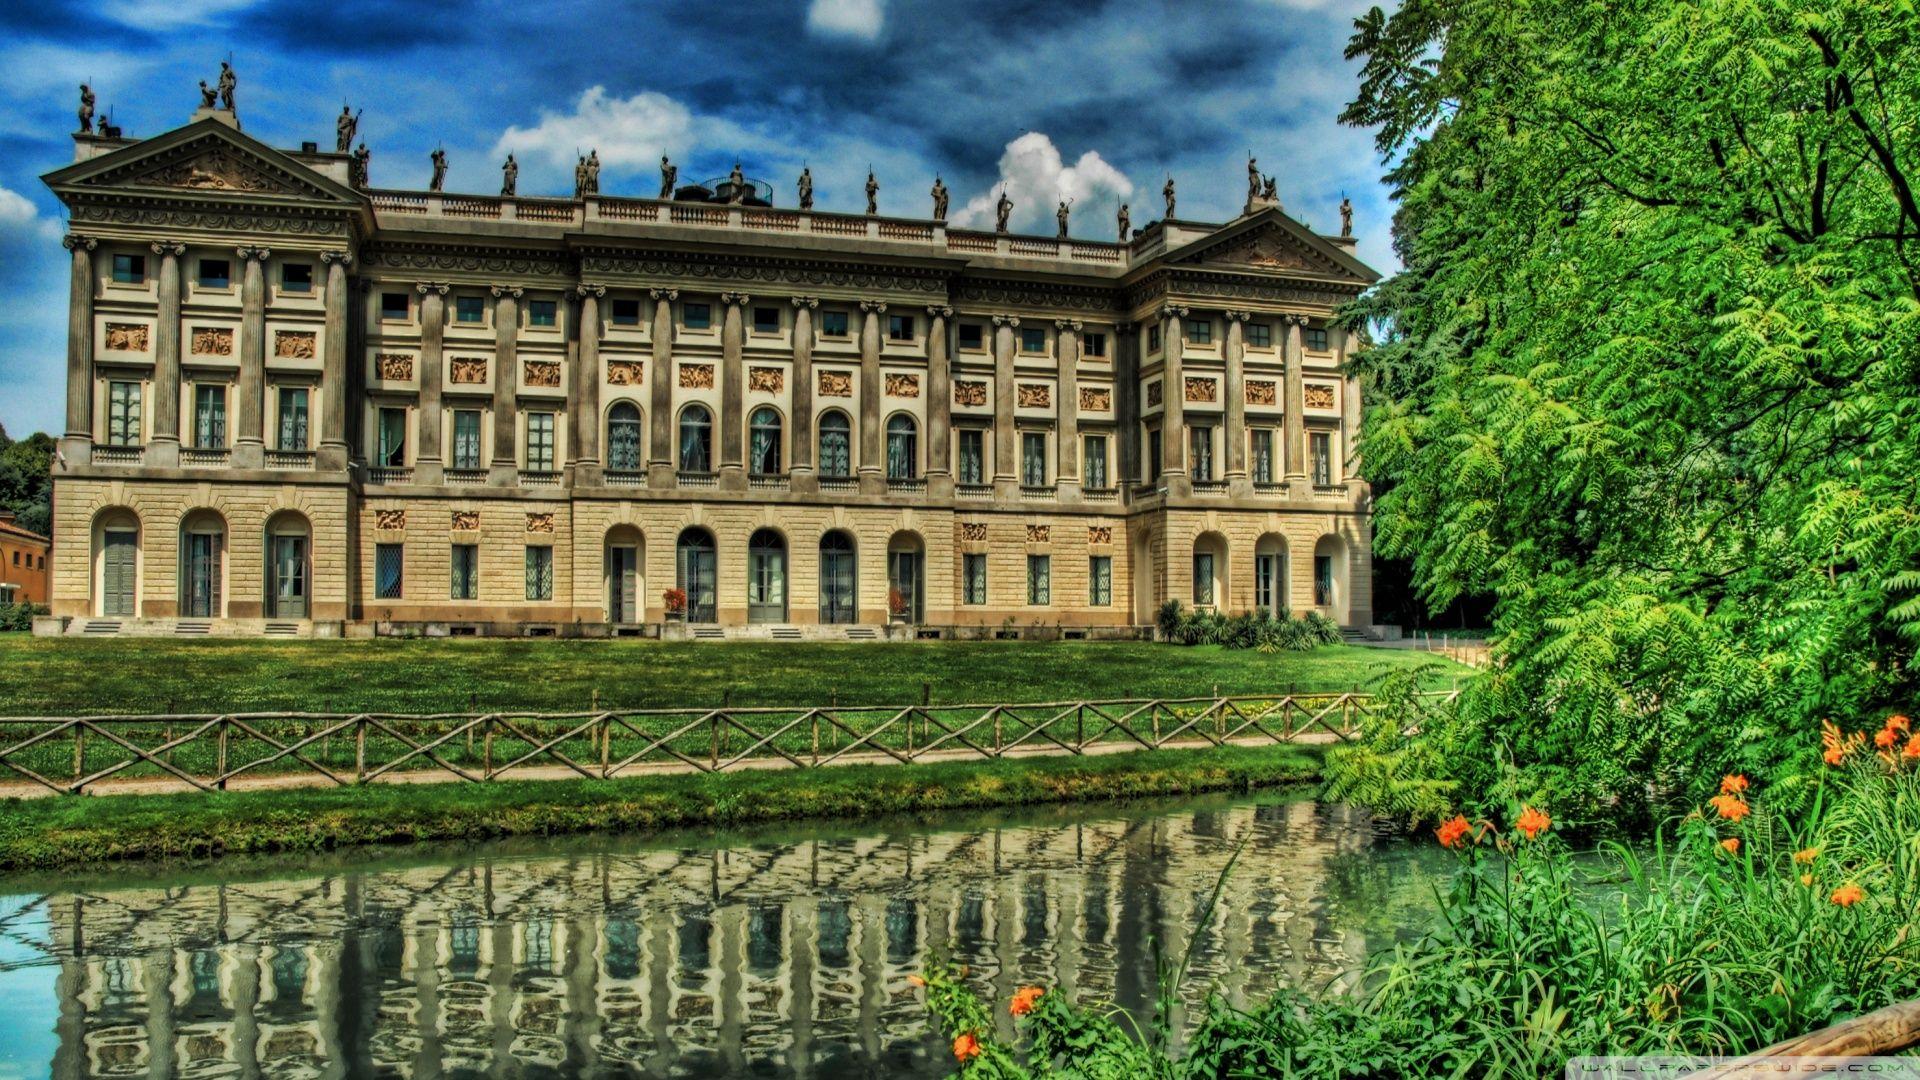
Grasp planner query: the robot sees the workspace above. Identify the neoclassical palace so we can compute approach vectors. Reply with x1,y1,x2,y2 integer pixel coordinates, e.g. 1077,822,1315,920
37,99,1379,638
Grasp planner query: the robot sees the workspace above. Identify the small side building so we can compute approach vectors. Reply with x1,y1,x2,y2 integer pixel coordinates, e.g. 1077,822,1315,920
0,510,51,607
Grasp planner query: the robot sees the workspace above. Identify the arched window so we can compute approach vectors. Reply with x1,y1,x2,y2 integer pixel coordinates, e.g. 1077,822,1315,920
679,405,712,472
676,528,717,623
819,531,856,624
607,403,643,472
886,415,918,480
747,528,787,623
266,511,312,619
750,407,782,475
93,508,141,618
818,411,852,478
179,510,227,619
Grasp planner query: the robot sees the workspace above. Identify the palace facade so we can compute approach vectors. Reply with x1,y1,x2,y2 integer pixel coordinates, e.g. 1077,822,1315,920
37,102,1379,638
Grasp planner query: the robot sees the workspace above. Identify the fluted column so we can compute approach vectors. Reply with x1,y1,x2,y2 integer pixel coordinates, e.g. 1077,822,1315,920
926,305,953,497
148,241,186,467
647,288,677,487
791,296,818,492
233,245,269,468
1223,310,1250,491
574,285,604,483
1116,321,1137,490
1055,319,1081,495
991,314,1019,492
1160,305,1189,494
415,282,448,484
61,234,96,455
719,291,749,490
319,250,352,467
1282,315,1306,481
1337,326,1363,481
858,300,886,493
489,285,522,483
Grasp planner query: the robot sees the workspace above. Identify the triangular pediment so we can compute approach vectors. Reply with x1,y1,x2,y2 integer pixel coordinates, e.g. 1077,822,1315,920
1162,209,1379,284
43,118,363,206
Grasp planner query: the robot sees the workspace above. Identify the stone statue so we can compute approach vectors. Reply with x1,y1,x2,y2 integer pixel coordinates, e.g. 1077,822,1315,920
930,176,949,219
574,155,587,198
995,188,1013,233
1248,155,1260,201
1117,202,1130,241
1163,175,1176,218
864,169,878,215
584,150,600,195
1056,199,1071,238
198,81,218,109
660,156,677,199
728,161,745,203
336,105,359,153
798,167,813,210
1262,175,1278,203
77,84,95,134
217,61,236,111
351,143,371,189
1340,197,1353,237
429,148,447,192
501,153,518,196
98,115,120,138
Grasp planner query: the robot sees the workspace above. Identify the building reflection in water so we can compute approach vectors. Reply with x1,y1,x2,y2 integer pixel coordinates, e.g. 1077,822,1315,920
0,792,1446,1079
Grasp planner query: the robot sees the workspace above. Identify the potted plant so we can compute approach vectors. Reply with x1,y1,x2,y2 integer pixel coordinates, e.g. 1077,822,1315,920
887,586,911,625
663,588,687,622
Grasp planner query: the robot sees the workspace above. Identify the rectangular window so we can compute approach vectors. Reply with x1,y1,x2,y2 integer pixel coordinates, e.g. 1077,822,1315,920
963,553,987,605
753,306,780,334
683,302,712,330
280,263,312,293
192,384,227,449
821,310,849,336
378,406,407,466
107,381,142,446
450,544,478,600
1247,322,1272,348
278,387,309,451
380,292,409,320
1315,554,1335,606
1083,332,1107,358
375,543,404,599
528,300,557,327
1311,431,1333,486
958,324,983,351
452,409,483,469
112,253,146,284
1306,328,1330,351
197,259,230,289
1026,555,1050,606
526,411,556,471
1020,327,1046,354
887,314,915,341
1186,320,1212,346
1146,427,1162,481
1021,431,1047,487
610,298,641,325
1147,325,1161,352
1089,556,1112,606
525,546,553,601
1083,434,1108,488
456,296,485,323
1193,552,1215,606
1251,428,1275,484
1190,425,1214,481
958,428,985,485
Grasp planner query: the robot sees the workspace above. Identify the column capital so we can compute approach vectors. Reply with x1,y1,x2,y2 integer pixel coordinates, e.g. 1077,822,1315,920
859,299,888,314
319,249,354,267
991,313,1020,328
576,284,607,298
1054,318,1082,332
791,295,820,309
235,245,272,261
926,305,953,319
62,234,96,252
720,291,751,306
490,285,524,299
649,287,678,301
1116,321,1134,333
148,240,187,257
1283,313,1310,327
1224,310,1253,323
416,281,451,295
1158,304,1189,322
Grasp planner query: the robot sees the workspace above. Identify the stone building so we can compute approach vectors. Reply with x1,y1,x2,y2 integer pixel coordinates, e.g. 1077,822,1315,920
36,100,1378,638
0,510,51,607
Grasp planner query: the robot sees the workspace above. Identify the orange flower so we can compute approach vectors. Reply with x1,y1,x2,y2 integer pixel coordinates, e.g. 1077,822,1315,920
1889,714,1912,734
952,1033,982,1062
1010,986,1045,1017
1904,735,1920,761
1823,720,1861,765
1801,873,1816,887
1831,883,1865,908
1514,806,1551,841
1707,793,1751,822
1793,847,1820,864
907,974,927,988
1719,837,1740,854
1875,726,1898,749
1824,745,1848,766
1719,774,1750,795
1436,815,1472,850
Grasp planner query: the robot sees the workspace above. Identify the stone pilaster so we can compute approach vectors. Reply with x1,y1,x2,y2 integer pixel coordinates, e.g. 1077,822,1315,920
1116,321,1137,491
1160,304,1189,495
414,282,448,485
147,241,186,467
1223,310,1250,492
1283,314,1307,481
489,285,522,484
1054,320,1082,500
719,291,749,491
647,288,677,486
790,296,819,492
1337,325,1363,482
319,250,352,467
232,245,269,468
858,300,886,493
62,234,96,456
926,305,954,497
574,284,604,484
991,314,1019,494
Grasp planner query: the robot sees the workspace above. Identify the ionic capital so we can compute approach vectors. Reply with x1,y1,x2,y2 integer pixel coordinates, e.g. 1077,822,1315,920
490,285,524,299
149,240,187,257
235,245,271,261
416,281,451,295
926,305,953,320
859,299,888,314
991,314,1020,328
1158,304,1189,323
1054,318,1082,332
790,295,820,309
720,291,751,306
62,234,97,252
576,284,606,299
648,287,678,301
1224,310,1253,323
319,250,354,267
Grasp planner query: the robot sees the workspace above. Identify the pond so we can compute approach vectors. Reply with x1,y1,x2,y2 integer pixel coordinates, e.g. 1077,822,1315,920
0,789,1457,1078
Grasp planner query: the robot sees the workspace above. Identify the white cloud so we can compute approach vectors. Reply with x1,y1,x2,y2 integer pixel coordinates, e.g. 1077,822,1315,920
0,185,59,242
951,133,1134,240
494,86,712,177
806,0,885,41
98,0,261,29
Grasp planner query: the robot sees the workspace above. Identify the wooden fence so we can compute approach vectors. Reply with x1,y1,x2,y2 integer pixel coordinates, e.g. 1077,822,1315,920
0,691,1459,797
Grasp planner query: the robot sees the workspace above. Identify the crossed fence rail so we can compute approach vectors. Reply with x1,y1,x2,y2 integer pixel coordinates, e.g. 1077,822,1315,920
0,691,1460,797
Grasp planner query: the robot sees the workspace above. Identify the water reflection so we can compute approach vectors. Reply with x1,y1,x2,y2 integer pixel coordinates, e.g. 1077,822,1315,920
0,791,1451,1078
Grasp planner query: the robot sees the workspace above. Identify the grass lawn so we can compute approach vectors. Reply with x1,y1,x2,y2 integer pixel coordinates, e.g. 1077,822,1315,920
0,637,1467,715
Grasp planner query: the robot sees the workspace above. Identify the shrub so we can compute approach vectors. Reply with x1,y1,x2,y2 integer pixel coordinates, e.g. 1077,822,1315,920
0,602,45,633
1157,601,1331,652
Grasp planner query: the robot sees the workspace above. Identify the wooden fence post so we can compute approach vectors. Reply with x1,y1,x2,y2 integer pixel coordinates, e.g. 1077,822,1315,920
600,715,611,777
482,716,494,779
216,718,229,791
993,707,1003,757
355,716,367,783
811,711,820,767
72,723,86,788
710,712,720,771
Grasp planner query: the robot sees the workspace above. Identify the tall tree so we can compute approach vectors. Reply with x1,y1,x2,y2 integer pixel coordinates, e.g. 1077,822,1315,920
0,424,55,538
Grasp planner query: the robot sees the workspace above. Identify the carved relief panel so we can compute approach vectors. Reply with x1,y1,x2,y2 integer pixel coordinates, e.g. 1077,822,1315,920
818,370,853,397
1184,377,1217,403
1245,380,1278,406
606,359,644,385
104,323,150,352
451,510,480,531
1079,386,1111,412
450,357,489,384
191,327,234,356
1304,383,1337,409
748,366,785,392
524,360,562,388
1087,525,1113,545
953,380,987,407
273,330,316,359
885,373,920,398
374,509,406,531
1017,383,1052,409
525,512,556,534
1026,524,1051,543
961,522,989,542
680,364,716,390
375,353,414,380
1146,380,1163,408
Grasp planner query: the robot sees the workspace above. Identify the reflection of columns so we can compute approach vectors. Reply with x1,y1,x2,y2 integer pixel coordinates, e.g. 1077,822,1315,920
926,305,953,495
991,315,1018,490
145,946,178,1079
1055,319,1080,492
148,242,186,466
790,297,818,492
1159,305,1188,491
408,923,443,1077
1116,322,1137,489
232,944,261,1077
855,894,885,1063
319,251,352,466
1282,315,1306,480
1337,326,1362,481
564,915,601,1076
719,292,749,490
233,246,270,468
787,904,816,1080
52,957,84,1080
62,234,96,450
857,301,886,493
415,283,448,485
647,288,677,486
489,286,522,482
716,905,747,1074
1223,310,1250,487
574,285,604,480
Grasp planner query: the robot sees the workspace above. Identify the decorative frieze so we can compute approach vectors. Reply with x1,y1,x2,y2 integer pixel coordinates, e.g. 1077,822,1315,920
953,380,987,407
885,373,920,398
525,512,555,533
679,363,716,390
961,522,989,541
818,370,853,397
606,359,644,385
450,357,489,384
1246,380,1278,406
1184,377,1217,403
376,353,413,380
1146,380,1163,407
523,360,562,388
273,330,316,359
1087,525,1113,545
104,323,149,352
374,509,406,531
1017,383,1052,408
748,366,785,392
191,327,233,356
1079,386,1111,412
451,510,480,531
1304,384,1337,409
1026,524,1051,543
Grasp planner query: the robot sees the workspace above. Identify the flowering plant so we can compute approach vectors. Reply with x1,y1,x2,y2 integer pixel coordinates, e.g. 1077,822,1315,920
888,586,910,617
662,588,687,615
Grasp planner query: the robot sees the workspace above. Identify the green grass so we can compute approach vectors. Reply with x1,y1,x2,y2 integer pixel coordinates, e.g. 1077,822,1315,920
0,638,1466,715
0,744,1323,871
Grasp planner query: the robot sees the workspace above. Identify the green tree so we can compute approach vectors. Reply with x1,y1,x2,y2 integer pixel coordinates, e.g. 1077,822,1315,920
1339,0,1920,825
0,423,55,537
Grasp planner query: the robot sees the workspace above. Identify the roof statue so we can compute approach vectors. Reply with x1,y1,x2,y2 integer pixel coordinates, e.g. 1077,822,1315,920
1117,202,1130,242
216,61,236,112
428,148,447,192
1340,197,1353,237
864,169,878,215
336,105,359,153
659,156,677,199
931,176,949,220
995,188,1013,233
798,167,813,210
1163,174,1176,217
500,153,517,196
1056,198,1071,238
77,84,95,135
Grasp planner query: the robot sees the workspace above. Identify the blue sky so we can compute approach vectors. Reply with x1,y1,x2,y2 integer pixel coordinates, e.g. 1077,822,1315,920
0,0,1394,438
